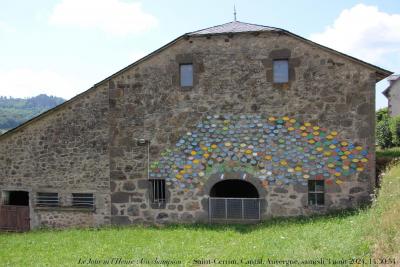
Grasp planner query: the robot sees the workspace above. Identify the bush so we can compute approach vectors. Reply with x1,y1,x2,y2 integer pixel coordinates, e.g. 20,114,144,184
377,119,393,149
376,107,389,124
389,116,400,146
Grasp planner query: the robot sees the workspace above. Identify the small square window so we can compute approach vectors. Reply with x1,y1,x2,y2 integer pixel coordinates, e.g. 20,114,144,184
273,59,289,83
149,179,166,204
308,180,324,206
180,64,193,87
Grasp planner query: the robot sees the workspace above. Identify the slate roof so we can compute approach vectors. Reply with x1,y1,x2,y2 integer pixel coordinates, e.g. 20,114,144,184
387,74,400,81
383,74,400,97
188,21,280,35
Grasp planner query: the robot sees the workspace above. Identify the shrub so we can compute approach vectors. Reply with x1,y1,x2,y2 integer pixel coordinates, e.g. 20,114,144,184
376,107,389,124
377,119,393,149
389,116,400,146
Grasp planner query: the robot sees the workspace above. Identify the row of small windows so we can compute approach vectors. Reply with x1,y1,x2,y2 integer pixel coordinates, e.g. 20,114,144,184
1,181,322,207
179,59,289,87
1,183,322,207
149,179,324,206
4,182,321,207
35,192,95,208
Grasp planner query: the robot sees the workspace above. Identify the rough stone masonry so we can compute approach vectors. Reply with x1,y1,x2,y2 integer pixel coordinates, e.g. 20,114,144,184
0,21,392,229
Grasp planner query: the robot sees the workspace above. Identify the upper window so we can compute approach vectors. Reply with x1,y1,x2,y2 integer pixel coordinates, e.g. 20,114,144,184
273,59,289,83
308,180,324,206
180,64,193,87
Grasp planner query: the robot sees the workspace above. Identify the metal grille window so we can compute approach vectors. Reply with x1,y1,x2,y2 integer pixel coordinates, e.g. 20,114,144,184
180,64,193,87
71,193,95,208
149,179,166,204
273,59,289,83
209,198,261,221
36,192,59,207
308,180,324,206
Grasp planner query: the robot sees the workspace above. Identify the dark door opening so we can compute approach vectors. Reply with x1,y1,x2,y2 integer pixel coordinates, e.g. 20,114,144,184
7,191,29,206
210,179,259,198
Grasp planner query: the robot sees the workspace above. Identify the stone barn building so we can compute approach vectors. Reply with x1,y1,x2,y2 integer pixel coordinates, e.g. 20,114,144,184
0,21,392,230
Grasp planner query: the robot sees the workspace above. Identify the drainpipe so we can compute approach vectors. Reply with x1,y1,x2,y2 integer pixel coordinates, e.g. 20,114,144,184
135,139,150,179
147,140,150,181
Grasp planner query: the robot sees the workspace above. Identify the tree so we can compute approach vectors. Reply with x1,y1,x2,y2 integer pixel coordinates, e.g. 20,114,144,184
377,119,393,149
389,116,400,147
376,107,388,124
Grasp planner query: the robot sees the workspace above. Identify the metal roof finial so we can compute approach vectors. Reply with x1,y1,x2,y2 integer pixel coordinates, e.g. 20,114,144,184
234,4,237,21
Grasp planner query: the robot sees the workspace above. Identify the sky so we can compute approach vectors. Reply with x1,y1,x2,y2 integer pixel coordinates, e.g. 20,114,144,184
0,0,399,110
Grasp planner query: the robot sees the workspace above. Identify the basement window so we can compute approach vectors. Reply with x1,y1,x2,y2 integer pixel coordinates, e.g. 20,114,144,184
180,64,193,87
308,180,324,206
71,193,95,208
36,192,59,207
149,179,166,204
273,59,289,83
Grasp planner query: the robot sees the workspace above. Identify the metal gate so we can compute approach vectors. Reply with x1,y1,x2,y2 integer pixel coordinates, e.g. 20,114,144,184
209,198,261,222
0,205,30,232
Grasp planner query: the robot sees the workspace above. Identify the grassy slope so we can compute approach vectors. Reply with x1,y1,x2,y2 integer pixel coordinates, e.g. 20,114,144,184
0,166,399,266
368,164,400,261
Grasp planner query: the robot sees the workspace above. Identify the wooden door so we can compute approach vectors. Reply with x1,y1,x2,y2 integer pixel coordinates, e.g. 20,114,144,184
0,205,30,232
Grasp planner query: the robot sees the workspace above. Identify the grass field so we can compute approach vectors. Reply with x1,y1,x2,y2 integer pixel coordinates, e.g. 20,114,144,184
376,146,400,159
1,167,399,266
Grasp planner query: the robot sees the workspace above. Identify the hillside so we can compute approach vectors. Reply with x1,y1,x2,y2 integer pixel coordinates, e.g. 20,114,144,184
0,94,65,134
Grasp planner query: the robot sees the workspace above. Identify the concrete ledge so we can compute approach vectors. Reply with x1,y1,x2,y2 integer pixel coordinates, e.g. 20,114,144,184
34,206,95,212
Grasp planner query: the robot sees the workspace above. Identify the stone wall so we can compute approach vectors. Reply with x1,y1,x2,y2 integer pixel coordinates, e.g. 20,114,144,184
108,31,377,224
34,209,95,228
0,29,379,228
0,85,111,228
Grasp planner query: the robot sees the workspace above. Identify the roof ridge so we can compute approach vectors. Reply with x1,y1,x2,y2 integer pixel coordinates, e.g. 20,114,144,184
188,20,280,35
234,20,281,31
187,21,236,35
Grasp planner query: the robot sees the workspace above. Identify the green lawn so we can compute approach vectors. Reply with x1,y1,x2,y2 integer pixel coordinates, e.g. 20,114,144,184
1,167,399,267
376,146,400,159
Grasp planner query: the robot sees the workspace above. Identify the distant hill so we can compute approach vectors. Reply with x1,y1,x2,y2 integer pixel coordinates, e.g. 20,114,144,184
0,94,65,134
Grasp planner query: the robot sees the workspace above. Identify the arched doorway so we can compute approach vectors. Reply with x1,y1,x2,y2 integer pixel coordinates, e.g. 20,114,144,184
210,180,259,198
208,179,261,222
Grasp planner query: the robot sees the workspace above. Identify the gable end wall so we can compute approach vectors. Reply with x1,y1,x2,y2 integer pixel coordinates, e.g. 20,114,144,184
107,32,376,224
0,31,379,227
